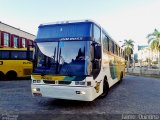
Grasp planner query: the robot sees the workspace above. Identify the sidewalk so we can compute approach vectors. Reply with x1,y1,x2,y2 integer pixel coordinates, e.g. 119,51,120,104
126,67,160,79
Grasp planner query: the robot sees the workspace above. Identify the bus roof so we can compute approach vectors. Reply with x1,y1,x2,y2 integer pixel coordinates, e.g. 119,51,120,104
39,19,123,49
39,19,100,27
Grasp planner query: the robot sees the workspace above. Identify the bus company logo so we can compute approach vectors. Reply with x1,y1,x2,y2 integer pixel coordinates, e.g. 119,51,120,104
94,81,101,93
0,61,3,65
60,37,83,41
23,62,31,64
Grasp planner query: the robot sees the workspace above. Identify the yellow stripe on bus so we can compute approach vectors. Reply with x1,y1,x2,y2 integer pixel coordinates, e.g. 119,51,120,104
32,75,65,81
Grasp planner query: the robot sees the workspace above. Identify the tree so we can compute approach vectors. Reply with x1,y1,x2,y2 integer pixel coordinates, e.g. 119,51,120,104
122,39,134,71
147,29,160,71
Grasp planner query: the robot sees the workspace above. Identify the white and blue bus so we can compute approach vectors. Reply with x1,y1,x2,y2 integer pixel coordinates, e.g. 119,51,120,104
31,20,125,101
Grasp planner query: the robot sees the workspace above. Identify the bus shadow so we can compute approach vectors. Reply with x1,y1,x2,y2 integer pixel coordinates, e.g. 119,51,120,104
0,77,31,81
40,99,96,108
36,96,103,110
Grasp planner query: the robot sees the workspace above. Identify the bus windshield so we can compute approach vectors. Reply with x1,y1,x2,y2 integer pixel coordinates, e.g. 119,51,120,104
34,41,90,76
36,22,91,41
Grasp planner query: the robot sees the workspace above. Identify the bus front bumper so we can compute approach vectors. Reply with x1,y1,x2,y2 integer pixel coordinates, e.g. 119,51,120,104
31,84,96,101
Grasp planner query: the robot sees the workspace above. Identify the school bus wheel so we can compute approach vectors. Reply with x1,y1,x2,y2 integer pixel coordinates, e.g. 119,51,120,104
0,71,5,80
6,71,17,80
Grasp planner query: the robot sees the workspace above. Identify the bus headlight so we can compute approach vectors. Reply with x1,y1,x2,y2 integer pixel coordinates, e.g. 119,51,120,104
32,87,40,92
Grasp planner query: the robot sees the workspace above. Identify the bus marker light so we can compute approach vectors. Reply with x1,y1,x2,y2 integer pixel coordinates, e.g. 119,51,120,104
75,81,85,85
79,82,85,85
76,91,86,95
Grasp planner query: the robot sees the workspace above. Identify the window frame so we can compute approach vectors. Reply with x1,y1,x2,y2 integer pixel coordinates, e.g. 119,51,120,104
13,35,19,48
3,32,10,47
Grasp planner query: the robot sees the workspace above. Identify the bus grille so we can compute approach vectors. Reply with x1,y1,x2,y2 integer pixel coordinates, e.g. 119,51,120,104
43,80,71,85
23,69,32,75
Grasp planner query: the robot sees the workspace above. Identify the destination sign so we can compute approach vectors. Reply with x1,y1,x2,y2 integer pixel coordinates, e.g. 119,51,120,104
60,37,83,41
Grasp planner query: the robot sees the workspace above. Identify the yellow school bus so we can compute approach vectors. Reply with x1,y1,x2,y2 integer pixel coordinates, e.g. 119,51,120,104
0,47,33,80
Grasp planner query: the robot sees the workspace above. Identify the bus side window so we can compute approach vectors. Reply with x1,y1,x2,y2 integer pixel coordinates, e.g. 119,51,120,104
102,32,109,52
93,25,101,44
11,52,18,59
0,51,10,59
109,40,114,53
114,44,118,55
11,51,27,59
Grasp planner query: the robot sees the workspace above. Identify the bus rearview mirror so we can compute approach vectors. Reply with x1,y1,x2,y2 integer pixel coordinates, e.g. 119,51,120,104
95,45,102,59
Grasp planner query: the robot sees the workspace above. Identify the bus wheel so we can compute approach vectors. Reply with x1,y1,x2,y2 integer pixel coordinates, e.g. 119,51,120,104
100,78,109,98
0,72,5,80
6,71,17,80
119,72,123,83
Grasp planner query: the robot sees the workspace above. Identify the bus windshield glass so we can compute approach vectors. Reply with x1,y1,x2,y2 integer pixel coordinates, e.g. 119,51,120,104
34,41,90,76
36,22,91,41
34,22,92,76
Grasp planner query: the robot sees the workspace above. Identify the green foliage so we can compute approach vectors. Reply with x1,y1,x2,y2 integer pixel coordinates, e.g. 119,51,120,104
147,29,160,51
122,39,134,56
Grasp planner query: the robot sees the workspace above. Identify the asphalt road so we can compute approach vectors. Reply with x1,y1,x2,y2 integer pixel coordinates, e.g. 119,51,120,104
0,75,160,120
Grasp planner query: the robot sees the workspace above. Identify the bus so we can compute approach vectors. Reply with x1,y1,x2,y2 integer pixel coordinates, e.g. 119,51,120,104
0,47,33,80
31,20,125,101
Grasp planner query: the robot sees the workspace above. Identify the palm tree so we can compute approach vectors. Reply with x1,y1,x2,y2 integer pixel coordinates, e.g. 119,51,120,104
122,39,134,71
147,29,160,71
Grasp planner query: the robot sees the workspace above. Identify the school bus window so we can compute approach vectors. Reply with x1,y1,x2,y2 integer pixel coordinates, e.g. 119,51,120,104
11,51,27,59
0,51,9,59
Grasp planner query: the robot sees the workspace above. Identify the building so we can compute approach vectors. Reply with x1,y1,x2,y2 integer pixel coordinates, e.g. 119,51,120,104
0,21,35,48
135,45,158,67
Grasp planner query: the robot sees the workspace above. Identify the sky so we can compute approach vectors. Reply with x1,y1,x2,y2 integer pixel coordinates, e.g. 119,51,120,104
0,0,160,51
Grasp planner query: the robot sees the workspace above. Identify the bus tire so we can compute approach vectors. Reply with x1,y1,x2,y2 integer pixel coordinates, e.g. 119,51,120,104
118,72,123,83
0,71,5,80
6,71,17,80
100,77,109,98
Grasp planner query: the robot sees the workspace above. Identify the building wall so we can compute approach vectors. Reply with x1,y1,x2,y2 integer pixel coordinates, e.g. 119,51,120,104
138,47,158,62
0,22,35,48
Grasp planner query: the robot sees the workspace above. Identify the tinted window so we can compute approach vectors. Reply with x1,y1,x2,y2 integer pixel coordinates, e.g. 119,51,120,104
109,39,114,53
37,23,91,40
0,51,9,59
11,51,27,59
102,32,109,52
114,44,118,55
94,25,101,44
